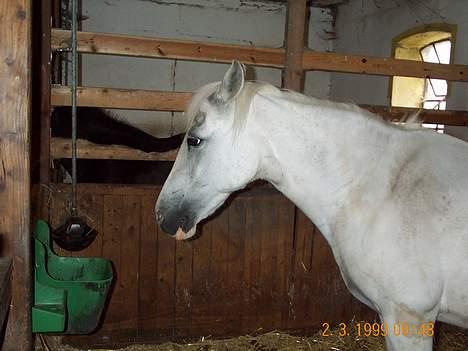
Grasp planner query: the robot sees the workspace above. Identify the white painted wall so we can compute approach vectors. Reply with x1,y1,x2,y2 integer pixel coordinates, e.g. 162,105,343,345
80,0,334,136
329,0,468,139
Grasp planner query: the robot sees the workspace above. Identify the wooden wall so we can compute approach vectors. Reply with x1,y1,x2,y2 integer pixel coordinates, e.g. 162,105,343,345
35,183,375,348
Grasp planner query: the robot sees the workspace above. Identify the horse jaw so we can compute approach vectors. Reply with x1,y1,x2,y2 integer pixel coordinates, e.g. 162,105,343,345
175,225,197,241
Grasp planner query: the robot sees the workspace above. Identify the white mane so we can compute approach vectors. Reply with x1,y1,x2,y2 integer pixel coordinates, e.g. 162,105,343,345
185,80,423,134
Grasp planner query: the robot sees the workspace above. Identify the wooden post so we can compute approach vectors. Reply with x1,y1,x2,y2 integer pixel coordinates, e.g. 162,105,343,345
281,0,308,328
33,0,53,220
282,0,308,91
39,0,52,187
0,1,33,350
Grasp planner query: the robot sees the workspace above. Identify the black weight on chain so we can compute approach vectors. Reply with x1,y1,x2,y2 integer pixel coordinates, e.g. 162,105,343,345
52,0,97,251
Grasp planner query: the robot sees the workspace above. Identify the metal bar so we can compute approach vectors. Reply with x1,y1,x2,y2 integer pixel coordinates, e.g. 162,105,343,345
71,0,77,215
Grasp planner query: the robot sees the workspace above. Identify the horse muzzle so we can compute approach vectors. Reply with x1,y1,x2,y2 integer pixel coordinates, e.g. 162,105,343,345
156,207,197,240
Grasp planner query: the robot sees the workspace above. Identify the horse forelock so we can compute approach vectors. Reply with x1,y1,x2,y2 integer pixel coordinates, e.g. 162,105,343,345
184,82,219,131
184,81,268,139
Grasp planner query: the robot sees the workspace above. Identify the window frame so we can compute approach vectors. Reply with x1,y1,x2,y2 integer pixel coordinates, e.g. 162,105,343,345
389,23,457,109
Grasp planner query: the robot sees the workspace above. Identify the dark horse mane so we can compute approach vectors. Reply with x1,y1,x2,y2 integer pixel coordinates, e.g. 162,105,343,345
51,107,184,184
52,106,183,153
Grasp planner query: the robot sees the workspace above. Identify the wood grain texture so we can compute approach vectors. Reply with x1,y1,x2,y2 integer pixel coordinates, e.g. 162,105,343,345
51,29,468,81
282,0,307,91
39,0,52,185
51,85,191,111
51,86,468,126
51,137,178,161
38,184,381,347
0,1,32,349
0,258,12,333
302,50,468,82
51,29,284,68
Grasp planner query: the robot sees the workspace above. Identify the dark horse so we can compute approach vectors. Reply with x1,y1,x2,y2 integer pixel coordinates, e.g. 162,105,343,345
52,107,184,183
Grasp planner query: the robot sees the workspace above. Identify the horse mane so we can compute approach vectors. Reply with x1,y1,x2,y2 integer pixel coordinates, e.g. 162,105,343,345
186,80,424,136
236,81,424,132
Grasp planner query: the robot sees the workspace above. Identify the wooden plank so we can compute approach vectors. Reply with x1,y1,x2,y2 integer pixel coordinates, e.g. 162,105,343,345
302,50,468,82
225,199,246,335
138,194,160,338
100,195,140,340
51,29,284,68
311,0,347,6
208,214,228,335
276,197,296,327
362,105,468,126
51,86,468,126
47,182,276,198
241,196,262,333
190,219,214,336
282,0,308,91
51,85,191,111
49,183,166,197
39,0,52,185
0,259,12,332
0,1,32,349
288,210,315,330
174,240,193,338
153,212,176,339
51,29,468,81
50,138,178,161
118,195,141,340
257,195,280,331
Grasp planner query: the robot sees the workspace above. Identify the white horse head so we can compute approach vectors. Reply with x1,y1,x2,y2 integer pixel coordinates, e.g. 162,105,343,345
155,61,269,239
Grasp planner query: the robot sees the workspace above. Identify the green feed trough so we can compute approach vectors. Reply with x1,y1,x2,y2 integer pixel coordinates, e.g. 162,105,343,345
32,220,113,334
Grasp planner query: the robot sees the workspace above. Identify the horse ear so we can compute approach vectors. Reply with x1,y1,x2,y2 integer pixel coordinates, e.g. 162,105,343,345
216,61,245,104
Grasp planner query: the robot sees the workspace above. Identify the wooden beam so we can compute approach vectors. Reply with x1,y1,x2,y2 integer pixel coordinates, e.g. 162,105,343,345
0,259,12,333
302,51,468,82
51,85,192,111
0,1,32,350
51,29,284,68
362,105,468,126
51,29,468,82
51,86,468,126
39,0,52,186
281,0,308,329
310,0,348,7
51,138,178,161
282,0,308,91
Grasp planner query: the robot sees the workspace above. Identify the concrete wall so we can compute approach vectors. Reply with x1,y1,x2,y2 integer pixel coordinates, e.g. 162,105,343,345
329,0,468,139
80,0,334,136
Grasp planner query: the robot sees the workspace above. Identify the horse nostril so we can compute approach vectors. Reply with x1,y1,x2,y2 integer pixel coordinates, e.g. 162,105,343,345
179,215,188,228
156,210,164,224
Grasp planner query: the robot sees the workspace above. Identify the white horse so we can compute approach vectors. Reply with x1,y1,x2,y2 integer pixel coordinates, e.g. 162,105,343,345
155,61,468,351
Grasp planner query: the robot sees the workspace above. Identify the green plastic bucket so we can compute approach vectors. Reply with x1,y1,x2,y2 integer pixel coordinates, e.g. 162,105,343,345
32,220,113,334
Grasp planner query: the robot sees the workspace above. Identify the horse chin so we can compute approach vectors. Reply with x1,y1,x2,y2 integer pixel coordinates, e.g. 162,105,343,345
175,225,197,241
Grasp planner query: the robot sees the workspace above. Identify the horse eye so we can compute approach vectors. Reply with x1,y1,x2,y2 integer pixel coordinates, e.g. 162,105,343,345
187,136,203,147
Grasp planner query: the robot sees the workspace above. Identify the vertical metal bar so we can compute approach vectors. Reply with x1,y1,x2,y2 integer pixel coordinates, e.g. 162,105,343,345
71,0,77,215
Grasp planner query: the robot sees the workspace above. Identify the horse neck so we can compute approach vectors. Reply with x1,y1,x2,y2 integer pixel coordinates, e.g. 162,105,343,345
251,92,396,242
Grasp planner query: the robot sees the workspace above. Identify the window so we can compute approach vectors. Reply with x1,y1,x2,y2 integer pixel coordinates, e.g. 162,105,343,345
420,40,451,110
390,25,456,133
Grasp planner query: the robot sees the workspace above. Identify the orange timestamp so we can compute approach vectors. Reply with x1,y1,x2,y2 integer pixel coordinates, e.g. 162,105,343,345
321,322,435,337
